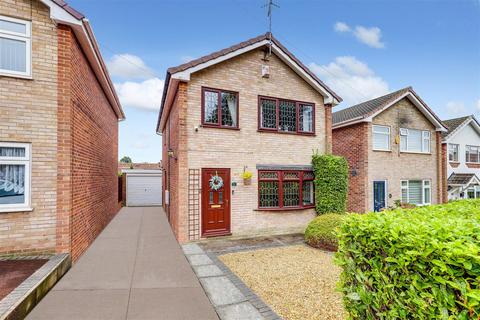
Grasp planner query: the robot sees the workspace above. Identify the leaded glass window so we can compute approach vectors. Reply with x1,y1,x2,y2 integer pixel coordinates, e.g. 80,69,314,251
258,170,315,209
279,100,296,132
259,181,279,208
299,104,313,133
258,96,315,135
202,88,238,128
260,98,277,129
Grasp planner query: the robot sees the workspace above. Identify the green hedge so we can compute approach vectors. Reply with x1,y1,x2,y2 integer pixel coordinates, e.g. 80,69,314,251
312,153,348,214
336,200,480,319
305,213,345,251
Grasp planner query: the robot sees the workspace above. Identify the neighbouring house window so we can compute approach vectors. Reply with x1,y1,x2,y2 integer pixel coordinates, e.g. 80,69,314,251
0,142,31,211
259,96,315,134
401,179,431,205
202,87,238,128
400,128,431,153
466,145,480,163
448,144,459,162
372,125,390,151
0,15,31,77
258,170,314,209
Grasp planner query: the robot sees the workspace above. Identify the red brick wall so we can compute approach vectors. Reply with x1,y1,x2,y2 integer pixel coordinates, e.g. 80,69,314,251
325,104,333,154
57,26,120,261
162,82,188,242
332,123,369,212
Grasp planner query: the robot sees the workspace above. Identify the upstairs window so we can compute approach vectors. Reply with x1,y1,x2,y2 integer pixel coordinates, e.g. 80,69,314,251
466,145,480,163
259,96,315,135
448,144,459,162
0,142,31,212
400,128,431,153
258,170,314,210
0,15,31,77
202,87,238,129
372,125,390,151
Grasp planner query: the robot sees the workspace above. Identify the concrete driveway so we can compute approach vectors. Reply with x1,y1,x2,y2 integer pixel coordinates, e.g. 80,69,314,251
27,207,218,320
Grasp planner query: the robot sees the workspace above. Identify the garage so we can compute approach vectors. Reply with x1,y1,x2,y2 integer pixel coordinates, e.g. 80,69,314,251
123,169,163,206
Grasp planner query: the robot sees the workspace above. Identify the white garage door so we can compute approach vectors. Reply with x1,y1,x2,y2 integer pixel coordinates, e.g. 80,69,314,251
127,175,162,206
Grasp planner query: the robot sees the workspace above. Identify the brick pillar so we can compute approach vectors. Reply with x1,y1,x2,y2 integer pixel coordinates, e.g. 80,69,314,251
324,104,333,154
435,132,445,204
56,25,73,254
441,141,448,203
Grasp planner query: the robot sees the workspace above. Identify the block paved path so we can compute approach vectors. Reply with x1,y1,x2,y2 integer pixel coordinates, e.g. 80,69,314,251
27,207,218,320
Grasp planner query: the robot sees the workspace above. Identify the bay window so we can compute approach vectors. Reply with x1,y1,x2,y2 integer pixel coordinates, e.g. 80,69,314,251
448,144,459,162
202,87,238,129
401,179,431,205
259,96,315,135
466,145,480,163
0,142,31,212
400,128,431,153
258,170,314,209
372,125,390,151
0,15,31,77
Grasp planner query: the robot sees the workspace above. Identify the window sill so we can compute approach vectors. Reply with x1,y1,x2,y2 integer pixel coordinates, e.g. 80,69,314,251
255,206,315,212
0,72,33,80
0,207,33,213
257,129,316,137
372,149,391,152
400,151,431,155
200,124,240,131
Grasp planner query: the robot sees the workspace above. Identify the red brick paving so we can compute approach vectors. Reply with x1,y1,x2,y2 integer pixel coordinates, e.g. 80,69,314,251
0,260,47,300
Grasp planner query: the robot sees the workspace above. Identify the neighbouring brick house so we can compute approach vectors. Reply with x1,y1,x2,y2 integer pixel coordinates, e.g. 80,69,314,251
332,87,448,213
0,0,124,261
156,33,342,242
441,115,480,200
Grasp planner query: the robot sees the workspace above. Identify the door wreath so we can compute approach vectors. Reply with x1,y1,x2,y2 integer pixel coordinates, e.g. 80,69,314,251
209,174,224,191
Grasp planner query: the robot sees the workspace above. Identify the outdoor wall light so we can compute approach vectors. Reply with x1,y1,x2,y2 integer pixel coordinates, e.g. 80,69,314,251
167,150,177,160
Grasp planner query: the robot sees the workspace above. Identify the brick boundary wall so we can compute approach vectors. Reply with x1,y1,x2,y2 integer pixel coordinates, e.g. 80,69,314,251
332,123,369,213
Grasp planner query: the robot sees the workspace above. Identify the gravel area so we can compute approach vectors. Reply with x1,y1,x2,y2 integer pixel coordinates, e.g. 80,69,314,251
219,244,346,320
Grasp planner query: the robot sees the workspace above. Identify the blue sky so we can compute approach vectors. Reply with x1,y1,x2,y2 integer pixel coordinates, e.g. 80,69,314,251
68,0,480,163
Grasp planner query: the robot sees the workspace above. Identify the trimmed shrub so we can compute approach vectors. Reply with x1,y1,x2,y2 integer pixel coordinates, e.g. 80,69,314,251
312,153,348,214
336,200,480,319
305,213,345,251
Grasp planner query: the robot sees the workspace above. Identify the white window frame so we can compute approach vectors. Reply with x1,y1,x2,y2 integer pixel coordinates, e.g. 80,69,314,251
400,179,431,206
0,142,32,212
465,145,480,163
0,15,32,78
400,128,431,154
372,125,391,151
448,144,459,162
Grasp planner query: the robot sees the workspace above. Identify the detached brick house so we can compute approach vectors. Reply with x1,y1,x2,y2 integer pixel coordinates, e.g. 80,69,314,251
0,0,124,261
332,87,447,213
156,33,341,242
442,115,480,200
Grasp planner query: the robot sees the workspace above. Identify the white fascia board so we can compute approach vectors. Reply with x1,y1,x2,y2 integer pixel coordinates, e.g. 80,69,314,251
39,0,82,26
365,92,447,132
170,40,338,105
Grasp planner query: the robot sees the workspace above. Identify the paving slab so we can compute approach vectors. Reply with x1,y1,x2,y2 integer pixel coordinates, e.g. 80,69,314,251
187,254,214,266
200,276,246,307
27,207,218,320
194,264,224,278
183,243,204,255
216,302,264,320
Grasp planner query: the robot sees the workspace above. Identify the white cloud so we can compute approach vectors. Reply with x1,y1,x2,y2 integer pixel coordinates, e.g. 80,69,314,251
309,56,389,105
107,54,154,79
334,22,351,33
446,101,467,116
333,22,385,49
115,78,164,111
353,26,385,48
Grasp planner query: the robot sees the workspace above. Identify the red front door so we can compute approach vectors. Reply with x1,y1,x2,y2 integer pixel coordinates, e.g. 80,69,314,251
201,168,231,237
